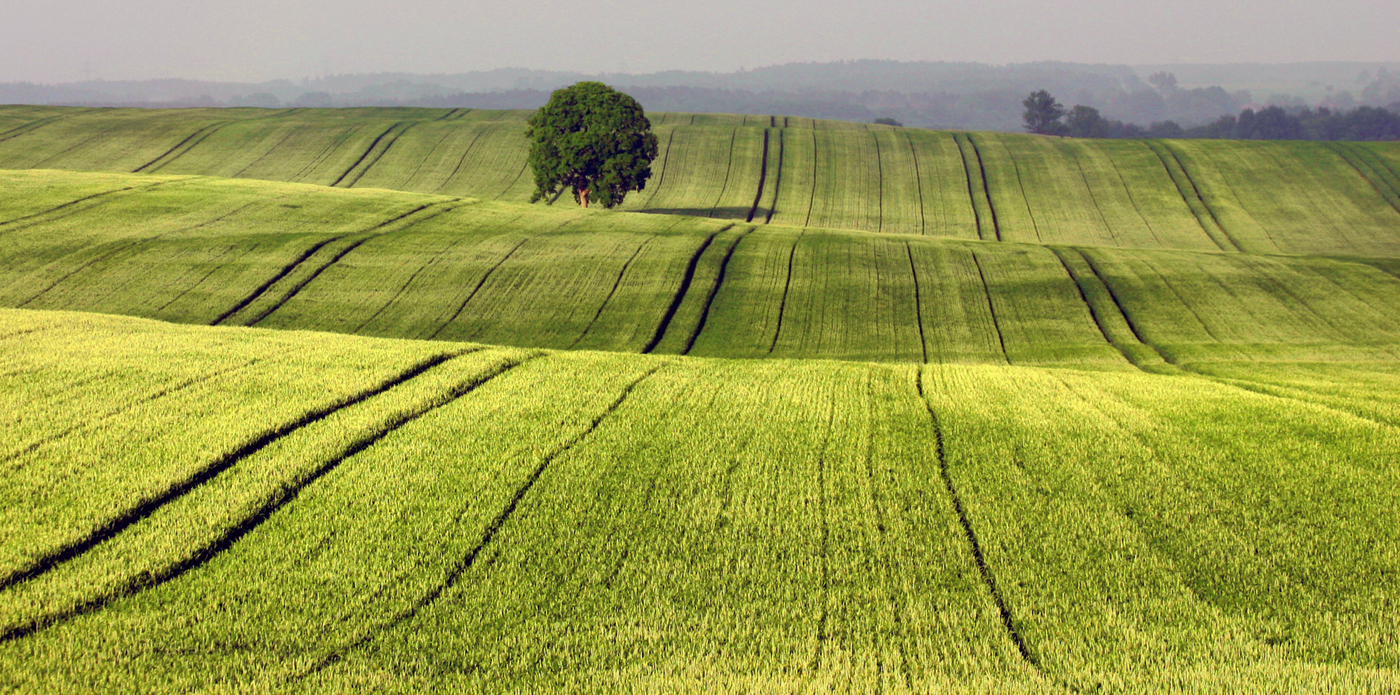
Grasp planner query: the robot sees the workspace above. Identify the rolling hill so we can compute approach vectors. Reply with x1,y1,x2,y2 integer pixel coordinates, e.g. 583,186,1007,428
2,106,1399,253
1,105,1398,692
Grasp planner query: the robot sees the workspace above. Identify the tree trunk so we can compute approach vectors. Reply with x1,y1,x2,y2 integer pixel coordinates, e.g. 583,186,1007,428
580,189,590,208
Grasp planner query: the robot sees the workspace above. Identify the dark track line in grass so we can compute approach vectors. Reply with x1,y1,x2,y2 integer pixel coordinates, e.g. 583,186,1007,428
955,134,986,239
905,242,929,363
639,127,679,209
641,227,727,353
429,235,533,341
970,249,1010,364
433,127,488,193
1104,152,1166,248
904,132,927,235
1049,248,1120,352
0,180,170,230
132,121,228,173
152,243,256,315
210,236,346,325
1073,249,1172,357
351,235,474,335
0,110,90,143
1067,147,1120,247
1146,141,1240,252
681,226,752,355
915,366,1040,671
1326,143,1400,217
765,130,785,224
993,136,1043,243
0,350,528,645
399,127,456,190
212,202,445,326
230,128,302,178
965,134,1003,242
569,237,654,349
241,201,455,327
768,231,805,355
804,129,819,227
872,129,885,232
14,240,145,308
294,363,662,681
330,122,404,186
0,349,479,598
341,121,421,188
0,354,275,466
1351,144,1400,195
745,130,770,223
709,127,739,218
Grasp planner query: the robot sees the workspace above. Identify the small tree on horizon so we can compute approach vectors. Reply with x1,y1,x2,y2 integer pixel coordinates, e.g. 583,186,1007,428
1022,90,1067,135
525,82,659,209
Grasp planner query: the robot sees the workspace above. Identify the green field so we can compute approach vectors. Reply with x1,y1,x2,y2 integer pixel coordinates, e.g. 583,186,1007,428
3,106,1400,253
1,106,1399,692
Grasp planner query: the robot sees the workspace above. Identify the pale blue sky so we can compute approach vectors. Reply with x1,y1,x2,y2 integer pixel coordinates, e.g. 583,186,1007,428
4,0,1397,83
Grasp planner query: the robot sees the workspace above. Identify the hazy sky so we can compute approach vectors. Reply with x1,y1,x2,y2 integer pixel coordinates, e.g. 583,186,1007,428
4,0,1397,83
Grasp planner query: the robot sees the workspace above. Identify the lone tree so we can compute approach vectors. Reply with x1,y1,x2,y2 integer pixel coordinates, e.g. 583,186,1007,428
1022,90,1066,135
525,82,659,209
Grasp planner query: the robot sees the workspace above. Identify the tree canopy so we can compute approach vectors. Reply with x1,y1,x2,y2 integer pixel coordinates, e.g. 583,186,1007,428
525,82,659,209
1022,90,1066,135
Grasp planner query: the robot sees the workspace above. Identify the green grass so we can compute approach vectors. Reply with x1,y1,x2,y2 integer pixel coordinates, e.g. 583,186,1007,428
2,106,1397,253
1,308,1397,692
4,169,1398,366
2,105,1399,691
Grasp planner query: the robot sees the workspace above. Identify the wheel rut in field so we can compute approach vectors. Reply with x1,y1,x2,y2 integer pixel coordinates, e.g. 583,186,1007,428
745,129,770,223
1145,141,1240,252
0,354,277,466
293,364,664,680
1056,247,1181,373
351,234,474,335
681,226,753,355
212,202,450,327
916,366,1040,671
768,231,805,354
905,242,929,363
641,227,729,353
1325,143,1400,216
0,350,473,595
132,121,229,174
765,129,785,224
0,350,534,644
433,128,487,193
955,133,1000,241
905,132,927,235
330,121,409,187
570,237,655,348
0,179,180,233
429,234,534,341
969,249,1010,364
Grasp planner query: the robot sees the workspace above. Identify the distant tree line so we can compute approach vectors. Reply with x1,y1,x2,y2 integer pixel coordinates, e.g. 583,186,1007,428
1024,90,1400,141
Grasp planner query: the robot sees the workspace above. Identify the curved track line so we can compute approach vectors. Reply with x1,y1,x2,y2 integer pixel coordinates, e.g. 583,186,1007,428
293,364,664,680
915,366,1040,670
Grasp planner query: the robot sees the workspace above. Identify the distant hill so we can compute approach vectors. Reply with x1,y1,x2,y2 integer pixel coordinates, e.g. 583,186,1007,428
5,60,1398,131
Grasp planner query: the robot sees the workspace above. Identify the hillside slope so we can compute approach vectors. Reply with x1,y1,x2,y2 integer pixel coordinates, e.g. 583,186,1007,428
2,308,1398,692
4,170,1399,365
2,106,1399,254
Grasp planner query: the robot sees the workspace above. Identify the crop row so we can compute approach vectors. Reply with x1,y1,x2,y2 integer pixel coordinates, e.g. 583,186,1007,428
3,170,1398,366
1,106,1397,254
1,308,1397,691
